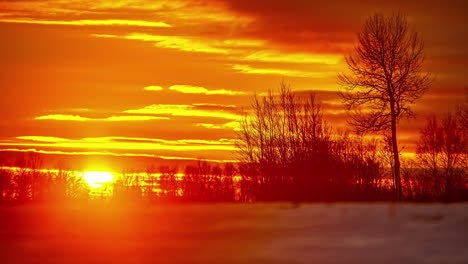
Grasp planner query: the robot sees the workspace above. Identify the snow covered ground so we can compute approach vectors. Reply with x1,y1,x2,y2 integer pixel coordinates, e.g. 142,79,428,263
0,203,466,263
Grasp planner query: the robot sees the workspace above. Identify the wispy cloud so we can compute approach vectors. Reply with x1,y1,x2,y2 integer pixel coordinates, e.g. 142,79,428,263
92,33,268,54
0,0,248,23
16,136,72,143
0,148,236,163
93,33,229,54
35,114,169,122
242,50,340,65
124,104,241,120
232,64,334,78
143,85,164,91
196,121,241,131
3,136,239,152
105,116,169,121
143,84,245,95
169,85,245,95
91,32,343,80
92,33,341,69
0,19,171,27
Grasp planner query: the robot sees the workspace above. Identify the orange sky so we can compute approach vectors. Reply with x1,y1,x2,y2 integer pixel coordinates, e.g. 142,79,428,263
0,0,466,170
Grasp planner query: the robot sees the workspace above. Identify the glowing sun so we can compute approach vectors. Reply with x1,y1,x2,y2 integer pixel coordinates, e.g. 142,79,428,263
83,171,114,188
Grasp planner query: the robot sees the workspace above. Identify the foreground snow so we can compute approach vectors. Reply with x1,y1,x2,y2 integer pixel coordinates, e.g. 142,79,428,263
0,203,466,263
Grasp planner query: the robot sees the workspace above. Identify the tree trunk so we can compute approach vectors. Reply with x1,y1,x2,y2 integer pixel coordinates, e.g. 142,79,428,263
391,115,402,201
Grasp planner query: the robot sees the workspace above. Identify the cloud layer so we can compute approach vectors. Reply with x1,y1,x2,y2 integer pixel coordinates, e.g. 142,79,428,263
0,0,465,167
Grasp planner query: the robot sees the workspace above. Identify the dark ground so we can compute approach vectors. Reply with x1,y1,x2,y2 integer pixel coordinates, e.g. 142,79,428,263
0,203,467,264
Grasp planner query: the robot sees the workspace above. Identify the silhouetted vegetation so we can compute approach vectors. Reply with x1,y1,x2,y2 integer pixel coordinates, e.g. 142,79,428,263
237,84,392,201
415,111,467,201
338,12,431,200
1,87,464,204
0,14,466,204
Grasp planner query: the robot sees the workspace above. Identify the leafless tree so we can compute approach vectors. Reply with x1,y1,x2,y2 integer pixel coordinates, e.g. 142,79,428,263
457,88,468,156
417,112,467,200
237,84,386,201
440,113,466,200
338,12,431,200
417,116,443,199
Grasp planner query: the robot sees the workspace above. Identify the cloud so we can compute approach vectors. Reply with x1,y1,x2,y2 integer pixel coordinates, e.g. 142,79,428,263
124,104,241,120
142,84,245,95
92,33,341,68
242,50,340,64
196,121,241,131
105,116,169,121
156,155,236,163
0,0,249,24
143,85,164,91
168,85,246,95
232,64,334,78
0,148,236,163
93,33,229,54
0,19,171,27
16,136,72,143
2,136,238,152
35,114,169,122
92,33,270,56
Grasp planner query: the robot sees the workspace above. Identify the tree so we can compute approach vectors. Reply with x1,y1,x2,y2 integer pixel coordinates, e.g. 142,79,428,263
338,12,431,200
237,84,386,201
439,113,466,200
237,83,330,200
417,116,443,199
417,113,467,200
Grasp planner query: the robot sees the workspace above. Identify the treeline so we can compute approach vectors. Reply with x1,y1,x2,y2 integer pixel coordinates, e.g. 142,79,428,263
237,86,467,202
0,156,89,202
0,88,466,203
113,162,238,202
0,160,239,203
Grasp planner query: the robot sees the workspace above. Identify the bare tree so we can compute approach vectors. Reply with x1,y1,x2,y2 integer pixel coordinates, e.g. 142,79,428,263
338,12,431,200
417,116,443,199
417,113,467,200
237,84,386,201
457,88,468,150
440,113,466,200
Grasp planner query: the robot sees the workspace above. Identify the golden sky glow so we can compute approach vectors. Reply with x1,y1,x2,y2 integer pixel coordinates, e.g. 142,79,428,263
0,0,466,169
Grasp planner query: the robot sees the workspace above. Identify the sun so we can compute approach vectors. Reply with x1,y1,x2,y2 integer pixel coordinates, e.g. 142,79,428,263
83,171,114,188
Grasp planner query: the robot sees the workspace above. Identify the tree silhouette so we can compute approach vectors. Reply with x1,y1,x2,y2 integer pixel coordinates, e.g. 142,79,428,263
338,12,431,200
237,84,387,201
417,116,444,199
417,113,467,201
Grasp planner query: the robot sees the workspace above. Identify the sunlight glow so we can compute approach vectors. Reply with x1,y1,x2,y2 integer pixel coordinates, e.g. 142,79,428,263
83,171,114,188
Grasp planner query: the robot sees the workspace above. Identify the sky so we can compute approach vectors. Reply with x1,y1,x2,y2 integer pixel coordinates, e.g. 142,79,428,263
0,0,466,170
